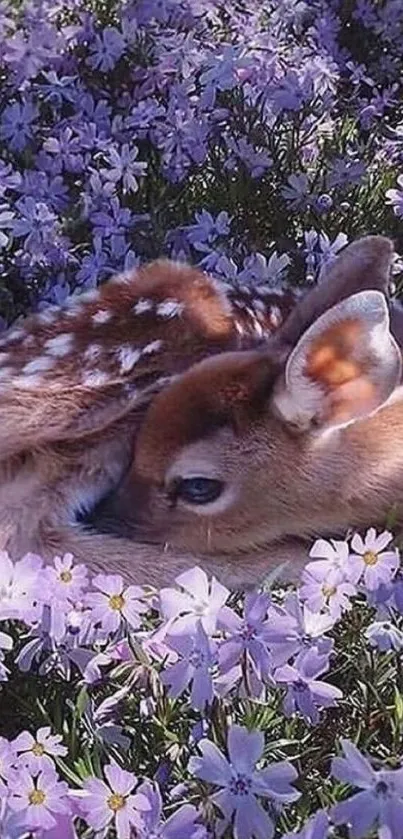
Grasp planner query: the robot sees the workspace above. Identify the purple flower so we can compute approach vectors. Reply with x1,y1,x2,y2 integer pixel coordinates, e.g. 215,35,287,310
137,780,207,838
281,174,311,209
0,100,37,152
87,27,126,72
276,649,342,724
217,592,274,697
299,569,356,619
79,761,150,839
13,727,67,771
365,620,403,652
0,737,16,784
86,574,147,634
350,528,399,591
263,593,335,667
306,538,361,584
331,739,403,838
8,763,70,831
0,631,12,681
282,810,329,839
90,196,133,257
160,622,217,711
12,197,59,253
45,554,88,604
101,144,148,193
189,724,299,839
158,566,229,635
0,551,43,622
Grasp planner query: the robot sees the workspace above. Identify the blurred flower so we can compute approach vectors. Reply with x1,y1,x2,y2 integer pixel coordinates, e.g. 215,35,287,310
299,569,356,619
386,174,403,217
101,144,147,193
331,739,403,839
365,620,403,652
138,780,207,838
282,810,329,839
87,27,125,72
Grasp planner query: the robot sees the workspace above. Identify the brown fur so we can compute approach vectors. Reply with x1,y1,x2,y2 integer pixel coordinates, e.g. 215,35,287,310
0,259,295,585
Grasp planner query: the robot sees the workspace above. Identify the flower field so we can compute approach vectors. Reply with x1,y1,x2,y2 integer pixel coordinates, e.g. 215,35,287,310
1,0,403,837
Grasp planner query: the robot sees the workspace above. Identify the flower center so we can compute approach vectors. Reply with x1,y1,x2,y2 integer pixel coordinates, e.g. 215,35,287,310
32,742,45,756
189,650,205,669
241,622,256,641
322,584,337,599
29,788,46,805
107,793,125,811
109,594,125,611
59,570,73,583
363,550,378,566
229,772,252,797
375,780,390,797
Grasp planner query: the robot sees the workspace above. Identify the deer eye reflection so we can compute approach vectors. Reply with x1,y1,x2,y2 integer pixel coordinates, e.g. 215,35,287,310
168,477,224,506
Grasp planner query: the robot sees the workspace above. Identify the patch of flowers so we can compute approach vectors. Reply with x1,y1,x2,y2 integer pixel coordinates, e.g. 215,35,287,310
2,527,403,837
1,0,403,326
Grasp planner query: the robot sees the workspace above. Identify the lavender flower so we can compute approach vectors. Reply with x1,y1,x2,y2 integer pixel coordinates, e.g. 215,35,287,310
79,761,150,839
331,739,403,838
137,780,207,838
299,568,356,619
276,649,342,724
189,724,299,839
101,144,148,193
160,622,217,711
158,566,229,635
8,764,70,831
86,573,147,634
282,810,329,839
87,27,126,72
365,621,403,652
217,592,274,697
350,528,399,591
13,727,67,771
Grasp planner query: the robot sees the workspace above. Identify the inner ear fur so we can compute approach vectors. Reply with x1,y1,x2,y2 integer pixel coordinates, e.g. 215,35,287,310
274,235,395,350
272,290,402,431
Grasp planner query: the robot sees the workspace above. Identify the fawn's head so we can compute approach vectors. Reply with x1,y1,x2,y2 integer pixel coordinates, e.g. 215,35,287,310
97,236,402,562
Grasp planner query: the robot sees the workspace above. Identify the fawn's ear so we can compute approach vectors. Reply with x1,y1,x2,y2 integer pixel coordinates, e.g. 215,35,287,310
272,290,401,431
276,235,395,349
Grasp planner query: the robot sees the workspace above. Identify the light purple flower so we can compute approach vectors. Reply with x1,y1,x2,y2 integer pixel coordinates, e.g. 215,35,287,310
137,779,207,838
13,726,67,771
79,761,150,839
101,144,147,193
160,622,217,711
0,551,43,622
189,724,299,839
45,554,88,604
158,566,229,635
8,763,70,831
350,528,399,591
282,810,329,839
0,631,12,681
263,593,335,667
331,739,403,839
87,27,126,72
217,592,274,697
299,568,356,619
86,573,147,633
276,649,342,724
365,620,403,652
306,537,362,584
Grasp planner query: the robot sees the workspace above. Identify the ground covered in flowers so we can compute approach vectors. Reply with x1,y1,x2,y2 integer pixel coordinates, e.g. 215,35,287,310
2,0,403,837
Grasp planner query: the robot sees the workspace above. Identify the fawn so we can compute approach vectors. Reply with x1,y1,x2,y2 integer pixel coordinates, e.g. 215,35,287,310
0,258,295,585
91,235,403,587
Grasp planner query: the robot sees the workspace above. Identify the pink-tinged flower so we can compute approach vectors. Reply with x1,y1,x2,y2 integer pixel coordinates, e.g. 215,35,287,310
86,574,147,633
299,569,356,619
41,812,80,838
79,761,150,839
159,565,229,635
0,551,43,622
189,725,299,839
350,528,399,591
45,554,88,603
13,726,67,771
307,538,362,584
7,764,70,831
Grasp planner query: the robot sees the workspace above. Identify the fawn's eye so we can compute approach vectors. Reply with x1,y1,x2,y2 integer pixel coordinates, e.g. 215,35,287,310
169,477,224,506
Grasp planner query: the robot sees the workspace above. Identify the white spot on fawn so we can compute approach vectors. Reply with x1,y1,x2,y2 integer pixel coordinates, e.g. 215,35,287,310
12,374,44,389
0,366,13,380
38,307,58,324
44,333,73,357
92,309,112,325
133,298,153,315
23,356,54,375
117,345,141,374
142,340,163,355
156,300,184,319
5,328,25,344
81,370,110,387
